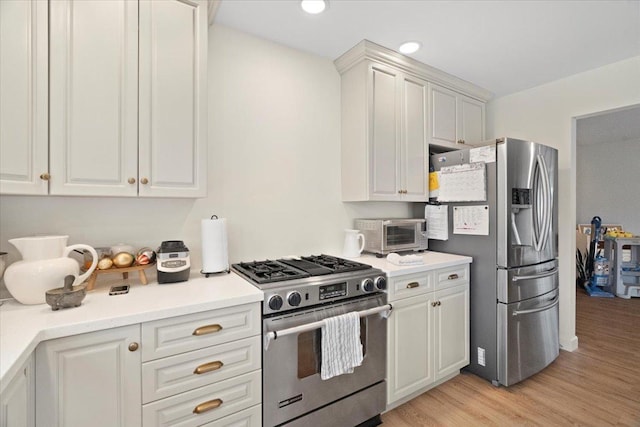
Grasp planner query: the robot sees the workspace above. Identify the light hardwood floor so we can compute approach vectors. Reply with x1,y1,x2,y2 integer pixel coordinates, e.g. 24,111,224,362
381,290,640,426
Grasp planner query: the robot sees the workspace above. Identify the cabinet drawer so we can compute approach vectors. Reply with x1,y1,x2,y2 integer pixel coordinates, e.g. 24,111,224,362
142,336,260,403
201,404,261,427
388,272,433,301
142,370,261,427
434,264,469,290
142,303,260,361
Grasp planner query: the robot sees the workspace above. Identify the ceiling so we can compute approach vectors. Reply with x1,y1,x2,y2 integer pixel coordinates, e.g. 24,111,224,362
214,0,640,98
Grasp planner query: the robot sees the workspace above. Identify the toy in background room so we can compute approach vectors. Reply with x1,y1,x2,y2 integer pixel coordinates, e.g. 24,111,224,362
583,216,614,298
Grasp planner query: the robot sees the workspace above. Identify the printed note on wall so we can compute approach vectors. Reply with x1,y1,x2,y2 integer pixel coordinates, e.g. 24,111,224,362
453,205,489,236
437,162,486,202
425,204,449,240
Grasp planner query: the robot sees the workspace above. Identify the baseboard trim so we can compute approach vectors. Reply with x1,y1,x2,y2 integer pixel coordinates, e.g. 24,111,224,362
560,335,579,352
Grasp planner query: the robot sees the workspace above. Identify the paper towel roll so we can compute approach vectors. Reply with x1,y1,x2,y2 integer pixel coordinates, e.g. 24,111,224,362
201,217,229,274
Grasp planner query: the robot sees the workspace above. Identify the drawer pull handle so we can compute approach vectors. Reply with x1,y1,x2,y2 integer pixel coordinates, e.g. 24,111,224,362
193,360,224,375
192,324,223,336
193,398,223,414
447,274,459,280
406,282,420,289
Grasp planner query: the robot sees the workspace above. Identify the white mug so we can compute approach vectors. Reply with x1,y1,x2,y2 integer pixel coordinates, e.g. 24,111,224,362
343,229,365,258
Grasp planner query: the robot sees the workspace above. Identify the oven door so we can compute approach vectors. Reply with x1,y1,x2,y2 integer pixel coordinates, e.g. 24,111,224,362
262,294,388,427
383,220,422,252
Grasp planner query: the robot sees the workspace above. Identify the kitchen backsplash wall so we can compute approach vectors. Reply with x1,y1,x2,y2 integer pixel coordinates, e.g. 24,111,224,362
0,25,410,296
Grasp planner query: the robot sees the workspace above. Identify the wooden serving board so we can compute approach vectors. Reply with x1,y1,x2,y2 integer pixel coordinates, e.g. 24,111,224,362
86,262,156,291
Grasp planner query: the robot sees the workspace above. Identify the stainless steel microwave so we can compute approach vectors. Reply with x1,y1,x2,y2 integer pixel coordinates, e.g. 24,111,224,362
354,219,428,257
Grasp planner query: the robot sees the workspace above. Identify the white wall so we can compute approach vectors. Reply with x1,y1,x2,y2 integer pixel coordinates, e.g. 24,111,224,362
486,56,640,350
576,137,640,232
0,25,411,296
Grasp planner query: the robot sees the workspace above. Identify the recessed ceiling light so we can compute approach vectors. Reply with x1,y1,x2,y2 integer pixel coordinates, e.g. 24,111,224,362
301,0,327,14
399,41,421,54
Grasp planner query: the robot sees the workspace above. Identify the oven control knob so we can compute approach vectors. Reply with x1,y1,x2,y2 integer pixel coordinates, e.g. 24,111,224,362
362,278,374,293
375,276,387,290
287,291,302,307
268,295,284,311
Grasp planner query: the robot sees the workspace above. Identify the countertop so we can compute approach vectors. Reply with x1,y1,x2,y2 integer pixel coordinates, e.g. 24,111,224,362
353,251,472,277
0,271,263,391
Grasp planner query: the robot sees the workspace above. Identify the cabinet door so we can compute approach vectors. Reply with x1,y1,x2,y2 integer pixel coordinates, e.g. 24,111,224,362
457,95,485,146
0,355,35,427
49,0,139,196
401,75,428,201
387,294,433,404
433,284,469,380
369,63,400,200
0,0,48,195
139,0,208,198
36,325,142,427
429,84,457,146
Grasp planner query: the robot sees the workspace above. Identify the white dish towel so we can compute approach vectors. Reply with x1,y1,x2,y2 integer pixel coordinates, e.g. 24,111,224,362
321,312,363,380
386,252,424,266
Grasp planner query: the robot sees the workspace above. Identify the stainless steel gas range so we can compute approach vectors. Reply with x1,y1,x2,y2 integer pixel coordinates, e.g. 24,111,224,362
232,255,390,427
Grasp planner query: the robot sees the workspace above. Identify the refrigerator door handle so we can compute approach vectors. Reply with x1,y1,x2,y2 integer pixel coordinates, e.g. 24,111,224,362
533,154,552,252
511,267,559,282
512,296,559,316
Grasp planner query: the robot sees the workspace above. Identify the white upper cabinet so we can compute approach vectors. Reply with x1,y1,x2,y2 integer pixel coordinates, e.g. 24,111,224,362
335,41,490,201
429,83,486,149
0,0,48,195
49,0,139,196
2,0,207,198
138,0,208,198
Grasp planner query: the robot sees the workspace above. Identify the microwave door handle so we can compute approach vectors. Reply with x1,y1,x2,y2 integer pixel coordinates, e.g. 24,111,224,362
512,296,559,316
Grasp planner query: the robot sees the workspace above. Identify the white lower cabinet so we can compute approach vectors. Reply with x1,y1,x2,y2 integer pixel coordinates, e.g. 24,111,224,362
0,355,35,427
35,325,142,427
33,303,262,426
386,264,470,407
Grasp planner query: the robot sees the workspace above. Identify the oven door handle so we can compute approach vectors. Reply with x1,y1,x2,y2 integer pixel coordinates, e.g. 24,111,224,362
264,304,393,350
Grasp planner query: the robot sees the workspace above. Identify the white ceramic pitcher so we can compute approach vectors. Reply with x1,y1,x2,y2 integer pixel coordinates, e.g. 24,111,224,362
343,229,365,258
4,236,98,305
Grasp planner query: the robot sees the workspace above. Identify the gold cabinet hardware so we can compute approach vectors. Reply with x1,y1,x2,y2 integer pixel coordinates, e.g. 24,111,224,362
40,173,50,181
193,398,223,414
406,282,419,289
431,302,437,307
193,360,224,375
140,177,149,185
128,342,139,352
398,190,402,194
127,177,136,184
457,139,465,144
437,301,442,306
448,273,459,280
192,324,223,336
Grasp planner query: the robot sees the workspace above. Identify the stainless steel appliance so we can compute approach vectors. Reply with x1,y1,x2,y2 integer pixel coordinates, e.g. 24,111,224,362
232,255,390,427
425,137,559,386
156,240,190,283
354,218,428,257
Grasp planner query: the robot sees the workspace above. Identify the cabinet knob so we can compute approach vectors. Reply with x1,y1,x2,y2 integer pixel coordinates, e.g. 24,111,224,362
128,177,136,184
140,177,149,185
457,139,465,144
398,190,403,194
128,342,139,352
431,302,437,307
40,173,50,181
437,301,442,306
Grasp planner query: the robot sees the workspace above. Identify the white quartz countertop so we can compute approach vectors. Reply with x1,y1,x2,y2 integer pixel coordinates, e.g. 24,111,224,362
353,251,472,277
0,272,263,391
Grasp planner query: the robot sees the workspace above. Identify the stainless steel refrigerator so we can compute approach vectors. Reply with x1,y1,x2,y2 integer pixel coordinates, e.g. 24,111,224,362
424,137,559,386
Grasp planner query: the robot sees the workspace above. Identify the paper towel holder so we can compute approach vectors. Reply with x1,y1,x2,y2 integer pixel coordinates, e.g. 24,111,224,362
201,214,231,277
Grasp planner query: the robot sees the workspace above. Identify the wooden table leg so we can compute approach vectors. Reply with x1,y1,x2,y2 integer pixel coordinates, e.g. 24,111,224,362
138,269,148,285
